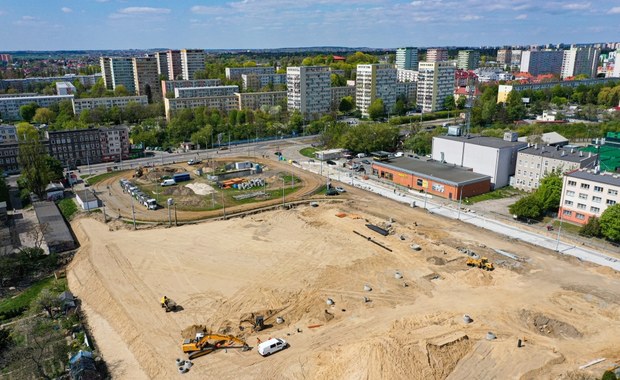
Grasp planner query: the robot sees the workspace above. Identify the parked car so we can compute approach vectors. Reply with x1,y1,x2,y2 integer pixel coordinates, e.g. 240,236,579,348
257,338,288,356
326,188,339,196
274,151,282,156
335,187,346,193
187,159,202,165
326,160,337,166
361,159,371,165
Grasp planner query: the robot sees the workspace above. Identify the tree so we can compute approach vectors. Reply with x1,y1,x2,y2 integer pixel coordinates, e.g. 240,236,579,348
456,95,467,109
0,171,9,206
392,95,407,116
338,96,354,113
536,171,562,212
19,103,39,122
602,370,618,380
509,195,543,220
33,289,61,318
289,110,304,129
16,122,39,141
331,73,346,87
17,137,53,198
600,204,620,241
580,216,601,237
32,108,56,124
114,84,130,97
368,98,385,121
403,132,433,155
442,95,456,111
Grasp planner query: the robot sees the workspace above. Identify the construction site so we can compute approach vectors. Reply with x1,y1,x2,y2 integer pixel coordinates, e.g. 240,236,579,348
67,157,620,380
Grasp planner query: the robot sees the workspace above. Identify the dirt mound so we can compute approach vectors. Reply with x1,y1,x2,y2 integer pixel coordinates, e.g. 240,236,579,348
520,309,582,339
427,256,446,266
458,267,495,287
181,325,208,340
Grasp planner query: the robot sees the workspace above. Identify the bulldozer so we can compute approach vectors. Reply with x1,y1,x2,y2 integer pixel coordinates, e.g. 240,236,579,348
182,333,250,360
466,257,494,271
133,167,144,178
161,296,177,312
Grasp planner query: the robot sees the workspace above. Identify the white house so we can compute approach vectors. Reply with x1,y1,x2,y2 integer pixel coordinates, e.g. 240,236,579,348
76,190,99,211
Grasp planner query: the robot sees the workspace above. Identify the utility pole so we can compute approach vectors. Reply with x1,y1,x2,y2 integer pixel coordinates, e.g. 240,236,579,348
555,212,564,251
174,204,178,226
282,177,285,208
131,195,136,230
221,191,226,219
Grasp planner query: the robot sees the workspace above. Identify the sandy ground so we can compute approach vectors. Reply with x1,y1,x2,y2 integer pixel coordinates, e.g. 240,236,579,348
184,183,215,196
67,181,620,379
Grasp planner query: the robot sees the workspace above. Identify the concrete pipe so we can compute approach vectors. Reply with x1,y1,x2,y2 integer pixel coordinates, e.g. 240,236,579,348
486,332,497,340
326,298,334,305
463,315,473,324
394,272,403,279
176,359,184,367
276,317,284,324
364,284,372,292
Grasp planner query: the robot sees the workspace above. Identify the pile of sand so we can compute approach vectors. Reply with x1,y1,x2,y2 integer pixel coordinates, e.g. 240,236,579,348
185,183,215,195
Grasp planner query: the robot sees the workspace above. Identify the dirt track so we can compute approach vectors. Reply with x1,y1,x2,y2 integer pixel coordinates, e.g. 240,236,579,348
68,176,620,379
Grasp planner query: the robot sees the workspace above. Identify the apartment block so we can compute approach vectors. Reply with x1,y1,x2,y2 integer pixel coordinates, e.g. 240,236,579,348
226,67,275,81
56,81,76,95
46,128,104,168
164,96,239,120
355,64,401,116
559,170,620,225
236,91,287,110
241,73,287,91
497,49,512,65
1,74,101,92
457,50,480,70
514,145,597,191
72,96,148,115
0,54,12,63
510,50,523,67
181,49,206,80
613,49,620,78
100,57,113,90
0,124,17,143
520,50,564,76
496,77,618,103
0,95,74,120
161,79,221,98
155,52,169,79
396,47,419,70
109,57,136,94
133,57,162,102
416,61,455,113
330,86,356,110
426,48,449,62
166,50,182,81
0,142,20,174
174,85,238,99
287,66,331,120
561,46,601,79
99,126,130,162
397,69,418,83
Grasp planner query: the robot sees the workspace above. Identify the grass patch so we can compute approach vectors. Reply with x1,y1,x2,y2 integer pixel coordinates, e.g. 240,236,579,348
299,147,318,158
549,218,583,235
80,174,92,180
463,187,522,205
86,171,124,185
0,277,65,320
57,198,77,220
281,174,302,184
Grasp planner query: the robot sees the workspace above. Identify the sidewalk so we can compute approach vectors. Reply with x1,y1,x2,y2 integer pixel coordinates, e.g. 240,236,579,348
299,160,620,272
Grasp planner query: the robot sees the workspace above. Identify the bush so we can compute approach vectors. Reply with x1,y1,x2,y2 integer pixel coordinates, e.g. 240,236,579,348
58,198,78,220
602,370,617,380
580,216,601,237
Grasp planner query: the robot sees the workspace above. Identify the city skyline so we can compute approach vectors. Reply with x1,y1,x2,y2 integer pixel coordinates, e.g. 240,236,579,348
1,1,619,51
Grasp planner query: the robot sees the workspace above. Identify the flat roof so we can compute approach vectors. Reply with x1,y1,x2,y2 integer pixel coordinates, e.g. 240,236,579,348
373,157,491,186
566,170,620,187
76,190,100,202
517,131,568,145
518,146,596,163
435,135,527,149
33,201,75,247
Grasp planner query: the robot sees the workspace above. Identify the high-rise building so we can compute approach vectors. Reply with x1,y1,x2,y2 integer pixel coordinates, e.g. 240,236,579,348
109,57,136,94
520,50,564,76
510,50,523,67
426,48,449,62
155,52,169,80
181,49,206,80
166,50,182,81
396,47,419,70
457,50,480,70
614,50,620,78
133,57,162,102
355,64,400,116
286,66,331,120
497,49,512,66
99,57,113,90
561,46,601,79
416,61,455,113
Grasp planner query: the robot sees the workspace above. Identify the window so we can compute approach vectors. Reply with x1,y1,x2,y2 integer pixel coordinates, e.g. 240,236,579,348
578,193,587,200
568,180,576,186
580,183,590,190
576,213,585,220
564,200,573,206
592,196,601,203
416,179,423,186
562,210,572,216
566,190,575,197
607,199,617,206
594,186,603,193
590,206,600,213
609,189,618,196
577,203,586,210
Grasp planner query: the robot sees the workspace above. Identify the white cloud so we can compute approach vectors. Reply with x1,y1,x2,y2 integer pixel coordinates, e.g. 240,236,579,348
117,7,171,15
515,13,528,19
190,5,226,15
22,15,36,21
561,2,590,10
61,7,72,13
608,6,620,14
462,14,482,21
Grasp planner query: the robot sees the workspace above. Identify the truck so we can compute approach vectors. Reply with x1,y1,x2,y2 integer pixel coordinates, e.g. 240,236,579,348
144,199,157,210
173,173,191,183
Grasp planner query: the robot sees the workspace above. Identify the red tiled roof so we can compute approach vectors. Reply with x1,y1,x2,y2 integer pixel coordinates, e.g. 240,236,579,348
333,56,346,61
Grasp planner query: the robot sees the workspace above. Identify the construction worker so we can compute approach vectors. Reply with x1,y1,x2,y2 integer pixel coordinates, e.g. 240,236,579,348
161,296,168,307
257,337,261,344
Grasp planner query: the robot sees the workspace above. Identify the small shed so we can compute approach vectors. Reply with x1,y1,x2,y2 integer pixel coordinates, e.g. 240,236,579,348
46,183,65,201
69,350,101,380
58,290,76,313
315,148,344,161
76,190,99,211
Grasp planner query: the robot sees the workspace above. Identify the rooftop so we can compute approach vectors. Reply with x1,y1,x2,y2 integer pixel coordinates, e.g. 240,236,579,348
566,170,620,187
518,146,596,163
76,190,99,203
32,201,75,249
581,145,620,172
435,135,527,149
373,157,491,186
517,131,569,145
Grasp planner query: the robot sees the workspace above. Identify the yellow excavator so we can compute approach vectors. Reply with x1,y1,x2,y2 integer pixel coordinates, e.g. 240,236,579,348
466,257,494,271
182,334,250,360
160,296,177,312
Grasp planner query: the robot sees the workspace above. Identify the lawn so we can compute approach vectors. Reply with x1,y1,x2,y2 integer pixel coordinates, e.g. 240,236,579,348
463,187,522,205
0,277,66,321
299,147,318,158
57,198,78,220
86,171,125,185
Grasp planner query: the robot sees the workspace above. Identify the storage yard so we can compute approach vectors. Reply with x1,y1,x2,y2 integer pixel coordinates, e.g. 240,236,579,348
67,159,620,380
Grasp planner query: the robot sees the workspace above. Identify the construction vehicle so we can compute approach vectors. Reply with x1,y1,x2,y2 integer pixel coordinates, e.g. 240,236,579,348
239,315,265,332
161,296,177,312
182,333,250,360
134,167,143,178
466,257,494,271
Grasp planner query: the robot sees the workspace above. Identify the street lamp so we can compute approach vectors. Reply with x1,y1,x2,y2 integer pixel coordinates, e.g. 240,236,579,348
167,198,174,227
282,177,285,208
555,211,564,251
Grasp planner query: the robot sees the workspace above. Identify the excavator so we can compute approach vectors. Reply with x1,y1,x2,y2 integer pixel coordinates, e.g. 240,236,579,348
239,315,265,332
182,333,250,360
466,257,495,271
160,296,177,312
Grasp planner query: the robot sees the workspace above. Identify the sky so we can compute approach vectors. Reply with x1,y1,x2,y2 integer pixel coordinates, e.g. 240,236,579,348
0,0,619,51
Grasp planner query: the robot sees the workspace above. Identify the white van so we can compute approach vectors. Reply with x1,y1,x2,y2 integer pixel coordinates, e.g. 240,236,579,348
161,179,176,186
357,153,366,158
257,338,288,356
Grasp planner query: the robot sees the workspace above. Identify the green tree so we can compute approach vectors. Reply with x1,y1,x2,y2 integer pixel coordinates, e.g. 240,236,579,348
19,103,39,122
44,156,64,182
331,73,346,87
289,110,304,129
17,137,54,198
456,95,467,109
114,84,130,97
536,171,562,212
190,125,213,148
392,95,407,116
16,122,39,141
403,132,433,155
32,289,62,318
600,204,620,241
602,370,618,380
580,216,602,237
509,195,543,220
338,96,354,113
32,108,56,124
368,98,385,121
442,95,456,111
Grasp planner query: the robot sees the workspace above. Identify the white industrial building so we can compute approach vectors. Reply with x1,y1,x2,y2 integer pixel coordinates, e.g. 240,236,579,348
432,133,528,188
